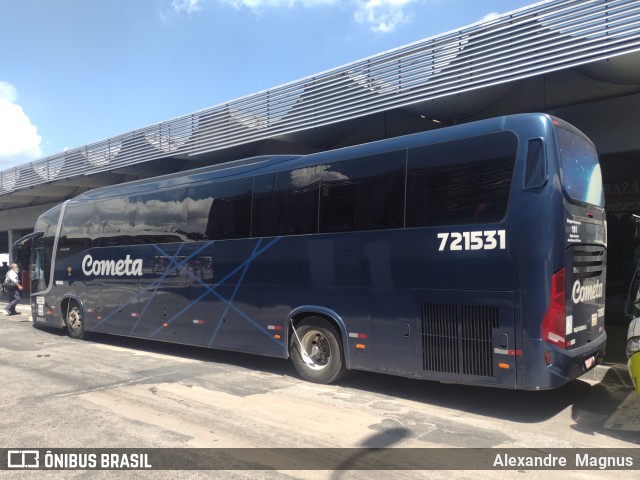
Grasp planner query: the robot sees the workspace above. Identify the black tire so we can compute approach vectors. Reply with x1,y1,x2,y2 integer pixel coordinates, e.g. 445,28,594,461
65,303,85,340
290,317,346,384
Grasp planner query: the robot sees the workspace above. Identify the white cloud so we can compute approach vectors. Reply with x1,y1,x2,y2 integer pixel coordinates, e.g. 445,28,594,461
0,82,17,103
172,0,205,14
218,0,340,10
0,82,42,170
171,0,418,33
354,0,417,33
480,12,501,23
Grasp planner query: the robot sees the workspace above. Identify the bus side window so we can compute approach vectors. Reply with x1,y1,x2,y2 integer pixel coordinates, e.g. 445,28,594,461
134,188,188,244
187,178,252,240
406,132,517,227
57,202,94,262
318,151,406,233
252,170,320,237
91,197,136,247
524,138,547,189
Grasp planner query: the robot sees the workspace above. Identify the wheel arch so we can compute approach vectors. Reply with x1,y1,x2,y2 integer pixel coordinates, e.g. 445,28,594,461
60,294,84,326
286,306,352,370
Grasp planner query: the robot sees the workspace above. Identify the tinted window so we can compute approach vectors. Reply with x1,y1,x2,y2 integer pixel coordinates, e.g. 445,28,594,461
406,132,517,227
525,138,546,189
187,177,252,240
135,189,188,244
319,151,406,233
556,127,604,207
31,204,62,293
57,203,94,261
34,204,62,237
31,239,52,293
89,196,136,247
252,169,319,237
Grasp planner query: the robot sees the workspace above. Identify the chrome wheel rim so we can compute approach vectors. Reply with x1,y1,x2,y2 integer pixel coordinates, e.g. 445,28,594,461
299,329,331,370
67,308,82,335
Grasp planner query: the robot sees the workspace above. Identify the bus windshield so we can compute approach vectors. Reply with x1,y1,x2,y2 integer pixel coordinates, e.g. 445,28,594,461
556,126,604,208
30,204,61,294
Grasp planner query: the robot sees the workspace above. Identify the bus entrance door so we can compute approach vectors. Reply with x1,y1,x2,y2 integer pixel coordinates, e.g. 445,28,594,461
12,232,42,295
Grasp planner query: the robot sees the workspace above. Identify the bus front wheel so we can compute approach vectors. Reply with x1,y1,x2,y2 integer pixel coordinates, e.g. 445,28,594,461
290,317,346,384
65,303,85,340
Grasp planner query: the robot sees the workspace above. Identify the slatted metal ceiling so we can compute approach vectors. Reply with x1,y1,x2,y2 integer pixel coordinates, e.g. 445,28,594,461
1,0,639,195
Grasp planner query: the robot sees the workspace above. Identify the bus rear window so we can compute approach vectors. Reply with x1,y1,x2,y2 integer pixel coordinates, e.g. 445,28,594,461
556,127,604,208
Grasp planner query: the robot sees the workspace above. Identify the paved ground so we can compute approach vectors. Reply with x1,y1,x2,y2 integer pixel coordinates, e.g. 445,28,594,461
0,299,638,479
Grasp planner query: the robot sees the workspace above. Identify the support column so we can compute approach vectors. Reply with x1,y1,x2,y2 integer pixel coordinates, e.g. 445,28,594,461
7,230,14,264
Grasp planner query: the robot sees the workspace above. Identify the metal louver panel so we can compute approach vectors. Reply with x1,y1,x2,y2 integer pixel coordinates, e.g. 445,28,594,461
422,303,459,374
2,0,639,195
422,303,499,378
461,305,499,377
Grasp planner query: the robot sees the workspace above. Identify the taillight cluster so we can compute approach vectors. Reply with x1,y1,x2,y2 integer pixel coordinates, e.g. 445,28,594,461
542,268,567,349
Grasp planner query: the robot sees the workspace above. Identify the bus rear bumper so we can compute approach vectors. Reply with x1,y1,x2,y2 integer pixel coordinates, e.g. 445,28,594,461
523,332,607,390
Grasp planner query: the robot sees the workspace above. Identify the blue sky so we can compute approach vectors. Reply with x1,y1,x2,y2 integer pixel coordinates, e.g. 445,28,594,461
0,0,536,170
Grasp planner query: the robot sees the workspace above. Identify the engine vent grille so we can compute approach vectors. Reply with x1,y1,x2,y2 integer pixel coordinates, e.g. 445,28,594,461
422,303,499,378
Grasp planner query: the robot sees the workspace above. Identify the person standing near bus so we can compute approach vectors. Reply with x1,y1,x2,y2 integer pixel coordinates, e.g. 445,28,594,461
0,262,8,294
4,263,23,315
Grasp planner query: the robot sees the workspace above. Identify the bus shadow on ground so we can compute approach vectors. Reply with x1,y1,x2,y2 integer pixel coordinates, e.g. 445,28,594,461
39,326,638,446
76,329,298,378
340,365,638,445
570,364,638,444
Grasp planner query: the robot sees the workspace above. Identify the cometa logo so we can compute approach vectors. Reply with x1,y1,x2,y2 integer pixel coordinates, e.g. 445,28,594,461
571,279,603,304
82,254,143,277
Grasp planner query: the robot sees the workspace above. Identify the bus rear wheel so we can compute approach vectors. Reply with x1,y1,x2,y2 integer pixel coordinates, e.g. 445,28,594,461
290,317,346,384
65,303,85,340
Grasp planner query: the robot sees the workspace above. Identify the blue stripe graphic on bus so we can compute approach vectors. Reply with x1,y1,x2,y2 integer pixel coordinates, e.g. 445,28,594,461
141,237,283,346
132,242,187,334
94,241,214,332
205,238,264,346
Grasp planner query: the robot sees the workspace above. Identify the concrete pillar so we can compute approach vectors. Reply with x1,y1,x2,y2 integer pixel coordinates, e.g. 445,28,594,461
7,230,14,264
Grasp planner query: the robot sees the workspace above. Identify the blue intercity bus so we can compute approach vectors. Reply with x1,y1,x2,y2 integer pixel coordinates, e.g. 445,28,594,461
14,113,607,390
